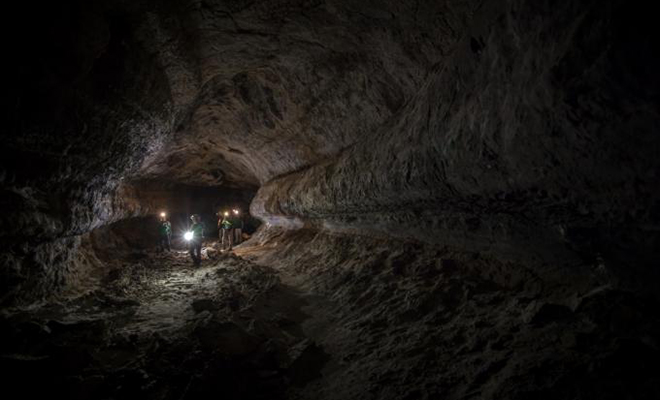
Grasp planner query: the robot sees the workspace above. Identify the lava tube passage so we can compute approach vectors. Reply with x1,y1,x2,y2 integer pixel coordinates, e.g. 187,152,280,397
2,1,660,399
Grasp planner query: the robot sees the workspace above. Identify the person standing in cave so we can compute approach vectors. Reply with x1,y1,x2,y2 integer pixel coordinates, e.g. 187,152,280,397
158,213,172,252
216,211,224,241
219,211,233,251
189,214,205,265
231,208,244,245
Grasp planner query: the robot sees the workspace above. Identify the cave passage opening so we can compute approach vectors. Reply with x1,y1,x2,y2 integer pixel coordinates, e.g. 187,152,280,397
106,179,262,251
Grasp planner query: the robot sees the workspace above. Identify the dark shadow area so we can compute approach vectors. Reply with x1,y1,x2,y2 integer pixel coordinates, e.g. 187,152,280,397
0,251,316,400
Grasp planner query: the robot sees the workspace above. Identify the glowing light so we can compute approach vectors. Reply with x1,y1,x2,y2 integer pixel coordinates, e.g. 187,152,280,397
232,209,240,215
223,211,229,216
184,231,193,241
160,212,166,217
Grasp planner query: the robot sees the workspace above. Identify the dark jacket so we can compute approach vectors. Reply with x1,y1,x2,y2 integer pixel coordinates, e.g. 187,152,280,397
159,221,172,236
231,216,244,230
190,222,205,239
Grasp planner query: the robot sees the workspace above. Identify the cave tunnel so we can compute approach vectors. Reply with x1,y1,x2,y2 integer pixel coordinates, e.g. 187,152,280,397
1,1,660,399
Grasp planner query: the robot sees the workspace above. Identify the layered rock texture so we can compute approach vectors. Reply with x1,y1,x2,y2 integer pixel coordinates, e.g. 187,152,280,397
2,0,659,398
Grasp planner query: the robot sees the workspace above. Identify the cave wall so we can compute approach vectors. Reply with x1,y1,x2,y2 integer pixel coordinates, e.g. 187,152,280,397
3,1,177,239
2,0,659,304
0,179,253,305
243,227,660,400
251,0,660,290
1,1,175,306
1,0,480,305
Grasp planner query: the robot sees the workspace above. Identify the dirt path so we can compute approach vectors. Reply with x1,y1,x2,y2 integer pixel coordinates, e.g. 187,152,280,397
234,244,347,397
1,243,337,400
115,250,239,336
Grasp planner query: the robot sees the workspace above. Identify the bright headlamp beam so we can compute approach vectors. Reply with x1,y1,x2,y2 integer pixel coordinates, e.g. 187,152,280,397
184,231,193,241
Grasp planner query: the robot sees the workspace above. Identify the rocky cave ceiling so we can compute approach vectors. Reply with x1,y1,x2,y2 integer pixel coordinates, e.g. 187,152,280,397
62,0,480,188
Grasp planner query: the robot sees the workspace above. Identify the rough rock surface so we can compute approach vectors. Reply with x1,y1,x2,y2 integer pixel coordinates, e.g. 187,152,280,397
2,0,660,398
0,248,320,400
239,228,660,400
5,0,658,300
0,179,253,304
251,0,660,290
2,0,479,302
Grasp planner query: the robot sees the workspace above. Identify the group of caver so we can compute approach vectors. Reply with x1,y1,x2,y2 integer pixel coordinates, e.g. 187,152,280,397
157,209,244,266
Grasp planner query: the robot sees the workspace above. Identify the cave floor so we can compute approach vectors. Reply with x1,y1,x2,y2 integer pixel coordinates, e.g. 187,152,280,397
2,235,660,400
1,242,335,400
